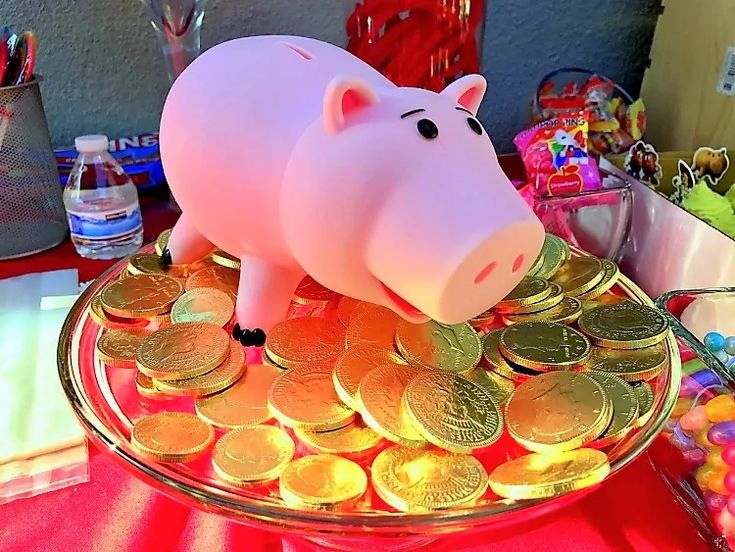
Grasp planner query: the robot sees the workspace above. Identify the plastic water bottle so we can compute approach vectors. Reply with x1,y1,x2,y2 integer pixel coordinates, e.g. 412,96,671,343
63,135,144,259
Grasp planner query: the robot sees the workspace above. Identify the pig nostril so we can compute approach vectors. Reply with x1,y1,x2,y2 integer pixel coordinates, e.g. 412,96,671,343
512,254,525,273
474,261,496,284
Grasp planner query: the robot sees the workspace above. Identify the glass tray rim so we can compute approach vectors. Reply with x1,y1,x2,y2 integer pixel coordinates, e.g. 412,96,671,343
57,245,682,533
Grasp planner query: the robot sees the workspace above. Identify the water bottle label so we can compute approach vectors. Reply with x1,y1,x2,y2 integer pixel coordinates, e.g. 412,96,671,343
66,204,143,241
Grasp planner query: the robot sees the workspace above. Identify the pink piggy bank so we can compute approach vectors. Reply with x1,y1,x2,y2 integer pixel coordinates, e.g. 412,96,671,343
160,35,544,345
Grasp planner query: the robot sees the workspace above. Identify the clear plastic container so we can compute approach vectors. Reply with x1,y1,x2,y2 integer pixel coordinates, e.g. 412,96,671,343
62,135,143,260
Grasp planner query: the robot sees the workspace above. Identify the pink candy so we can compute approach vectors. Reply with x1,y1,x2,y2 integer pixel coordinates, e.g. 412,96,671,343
680,405,709,433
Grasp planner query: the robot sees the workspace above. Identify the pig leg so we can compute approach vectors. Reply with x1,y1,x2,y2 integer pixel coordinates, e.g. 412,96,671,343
161,214,215,265
231,256,304,347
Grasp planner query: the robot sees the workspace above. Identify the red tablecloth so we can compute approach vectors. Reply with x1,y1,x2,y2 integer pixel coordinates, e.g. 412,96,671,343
0,190,716,552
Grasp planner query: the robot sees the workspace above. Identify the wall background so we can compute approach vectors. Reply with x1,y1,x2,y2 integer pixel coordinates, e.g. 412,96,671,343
2,1,660,152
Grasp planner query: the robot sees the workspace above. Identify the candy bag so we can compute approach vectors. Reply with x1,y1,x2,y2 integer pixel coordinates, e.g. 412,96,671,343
514,111,602,197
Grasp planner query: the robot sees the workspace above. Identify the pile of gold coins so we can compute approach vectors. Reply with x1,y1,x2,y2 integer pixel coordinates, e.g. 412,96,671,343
88,229,671,513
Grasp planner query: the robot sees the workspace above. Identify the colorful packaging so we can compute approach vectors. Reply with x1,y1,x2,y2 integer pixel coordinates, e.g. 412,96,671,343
514,111,602,197
55,133,164,191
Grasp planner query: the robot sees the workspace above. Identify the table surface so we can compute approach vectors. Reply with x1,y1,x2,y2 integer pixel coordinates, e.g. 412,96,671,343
0,187,718,552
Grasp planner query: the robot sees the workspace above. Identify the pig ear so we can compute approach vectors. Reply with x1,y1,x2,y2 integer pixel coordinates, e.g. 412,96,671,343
441,75,487,115
323,77,379,134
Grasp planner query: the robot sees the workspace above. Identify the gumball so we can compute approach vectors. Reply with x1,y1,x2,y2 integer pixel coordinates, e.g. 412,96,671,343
706,491,728,512
710,446,727,467
681,370,723,397
705,332,726,352
725,336,735,356
682,358,707,377
721,506,735,536
709,421,735,446
706,395,735,422
723,444,735,465
696,463,720,489
682,447,707,468
680,405,709,433
717,350,730,363
673,397,695,417
695,426,715,448
709,468,730,495
728,495,735,516
725,471,735,494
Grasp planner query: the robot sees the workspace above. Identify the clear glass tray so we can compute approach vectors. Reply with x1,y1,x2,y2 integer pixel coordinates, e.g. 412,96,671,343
57,245,681,546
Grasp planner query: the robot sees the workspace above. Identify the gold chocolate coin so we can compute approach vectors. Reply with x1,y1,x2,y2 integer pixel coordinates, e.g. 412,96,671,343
495,277,552,312
212,425,294,485
265,317,345,368
333,345,406,410
153,342,245,397
510,282,564,314
135,371,172,400
586,371,639,447
96,328,149,368
551,256,604,297
154,228,171,255
488,449,610,499
578,302,669,349
131,411,214,462
293,275,337,305
268,363,355,431
345,306,400,350
503,296,582,326
195,363,281,428
336,296,362,326
499,321,591,370
170,287,234,327
371,446,488,512
632,382,655,427
358,364,426,447
279,454,367,509
465,368,515,405
482,329,516,379
527,249,545,277
576,259,620,300
210,249,241,270
186,265,239,301
506,371,609,452
136,322,230,381
534,234,568,279
295,421,383,455
581,294,631,313
586,343,667,382
127,253,185,278
100,273,183,318
261,351,286,370
395,320,481,374
404,372,503,452
89,295,149,329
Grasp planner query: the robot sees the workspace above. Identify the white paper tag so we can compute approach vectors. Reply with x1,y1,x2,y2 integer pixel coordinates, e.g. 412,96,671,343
717,46,735,96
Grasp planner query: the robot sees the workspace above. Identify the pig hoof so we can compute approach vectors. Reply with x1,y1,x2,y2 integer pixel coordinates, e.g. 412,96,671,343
251,328,266,346
234,327,266,347
160,248,172,267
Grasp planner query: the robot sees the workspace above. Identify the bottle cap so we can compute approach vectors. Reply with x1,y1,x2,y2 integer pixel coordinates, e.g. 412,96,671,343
74,135,109,153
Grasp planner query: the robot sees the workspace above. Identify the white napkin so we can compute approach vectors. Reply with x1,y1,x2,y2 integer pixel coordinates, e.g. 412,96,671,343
0,269,88,503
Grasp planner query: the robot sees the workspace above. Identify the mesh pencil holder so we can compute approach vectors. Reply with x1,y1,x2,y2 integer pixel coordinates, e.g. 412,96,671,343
0,79,66,259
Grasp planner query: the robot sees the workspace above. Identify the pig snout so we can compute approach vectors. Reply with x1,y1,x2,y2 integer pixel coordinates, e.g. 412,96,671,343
365,180,545,324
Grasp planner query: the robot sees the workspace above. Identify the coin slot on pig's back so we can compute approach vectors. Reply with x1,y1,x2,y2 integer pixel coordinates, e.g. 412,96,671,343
282,42,313,61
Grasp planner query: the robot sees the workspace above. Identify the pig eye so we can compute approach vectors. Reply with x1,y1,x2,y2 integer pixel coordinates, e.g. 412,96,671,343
417,118,439,140
467,117,483,135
